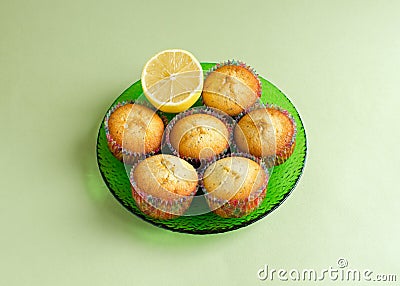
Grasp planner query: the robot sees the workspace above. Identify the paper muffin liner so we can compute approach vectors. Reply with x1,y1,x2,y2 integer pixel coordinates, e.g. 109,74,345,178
162,106,235,166
266,104,297,165
199,152,269,218
233,104,297,166
129,161,197,220
202,60,262,117
104,99,164,165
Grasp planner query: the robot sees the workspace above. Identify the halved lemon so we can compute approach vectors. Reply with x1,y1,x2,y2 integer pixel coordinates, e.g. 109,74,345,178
141,49,203,113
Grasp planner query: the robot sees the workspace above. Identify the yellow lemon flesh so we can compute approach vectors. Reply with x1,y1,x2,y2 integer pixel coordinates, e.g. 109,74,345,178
141,49,203,113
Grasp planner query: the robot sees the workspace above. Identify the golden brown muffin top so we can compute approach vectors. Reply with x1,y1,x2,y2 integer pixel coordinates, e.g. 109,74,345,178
203,157,266,201
214,65,260,93
234,108,295,157
169,114,229,159
108,104,164,154
202,65,260,116
132,154,198,199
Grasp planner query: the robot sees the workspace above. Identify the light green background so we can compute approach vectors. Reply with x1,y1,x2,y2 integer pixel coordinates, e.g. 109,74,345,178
1,0,399,285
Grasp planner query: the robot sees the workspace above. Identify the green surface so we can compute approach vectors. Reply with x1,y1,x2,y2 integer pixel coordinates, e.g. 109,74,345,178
1,1,399,285
97,62,306,233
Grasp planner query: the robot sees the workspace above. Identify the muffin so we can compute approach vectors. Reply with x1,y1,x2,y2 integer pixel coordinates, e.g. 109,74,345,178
234,106,296,165
165,108,231,161
202,154,268,218
202,61,261,116
130,154,198,219
105,102,164,161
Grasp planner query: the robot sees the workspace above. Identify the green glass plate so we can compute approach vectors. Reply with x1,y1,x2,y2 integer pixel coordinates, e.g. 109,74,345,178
96,62,307,234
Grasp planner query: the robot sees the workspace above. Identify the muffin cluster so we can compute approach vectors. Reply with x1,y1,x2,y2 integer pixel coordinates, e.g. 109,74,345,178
104,54,296,219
